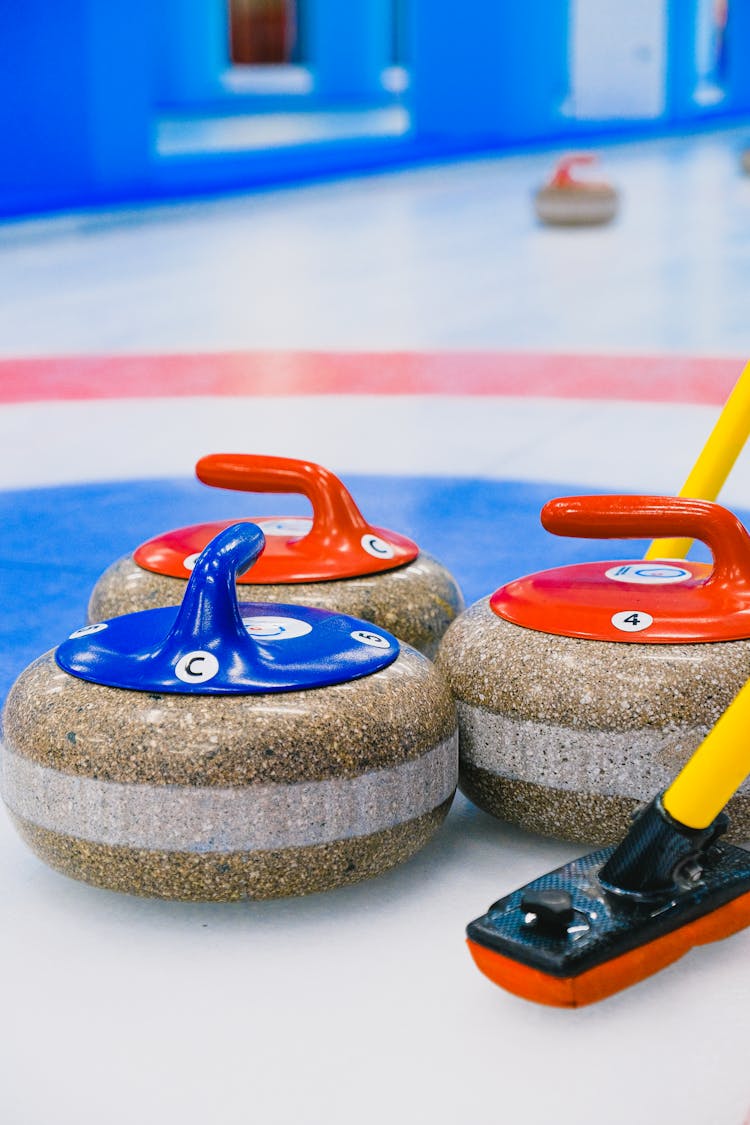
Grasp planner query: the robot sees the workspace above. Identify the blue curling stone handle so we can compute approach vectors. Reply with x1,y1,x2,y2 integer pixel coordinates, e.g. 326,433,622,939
56,523,399,694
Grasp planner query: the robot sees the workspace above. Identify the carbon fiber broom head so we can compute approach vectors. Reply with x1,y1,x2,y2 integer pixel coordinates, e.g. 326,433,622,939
467,797,750,1007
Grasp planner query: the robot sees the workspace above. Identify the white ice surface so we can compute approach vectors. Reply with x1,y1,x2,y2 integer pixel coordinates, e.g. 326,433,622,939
1,128,750,357
2,130,750,1125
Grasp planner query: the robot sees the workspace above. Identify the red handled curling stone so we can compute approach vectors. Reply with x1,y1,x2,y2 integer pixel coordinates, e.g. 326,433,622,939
436,495,750,844
2,523,458,900
88,454,463,659
534,154,619,226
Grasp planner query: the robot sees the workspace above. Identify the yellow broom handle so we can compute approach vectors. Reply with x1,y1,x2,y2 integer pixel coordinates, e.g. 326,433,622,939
663,677,750,829
645,359,750,560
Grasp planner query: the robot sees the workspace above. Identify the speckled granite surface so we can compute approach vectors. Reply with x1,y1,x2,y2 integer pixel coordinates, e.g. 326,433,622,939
9,800,453,901
461,766,750,845
534,184,618,225
1,646,458,899
437,596,750,843
88,551,464,659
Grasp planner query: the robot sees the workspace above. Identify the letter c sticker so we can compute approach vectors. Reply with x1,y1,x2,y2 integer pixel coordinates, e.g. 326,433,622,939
175,651,220,684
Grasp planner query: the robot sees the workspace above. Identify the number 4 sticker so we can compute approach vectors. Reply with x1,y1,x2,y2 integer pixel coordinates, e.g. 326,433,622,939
611,610,654,633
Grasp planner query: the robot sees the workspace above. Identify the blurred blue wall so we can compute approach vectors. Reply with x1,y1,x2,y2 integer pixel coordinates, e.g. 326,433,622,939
1,0,749,217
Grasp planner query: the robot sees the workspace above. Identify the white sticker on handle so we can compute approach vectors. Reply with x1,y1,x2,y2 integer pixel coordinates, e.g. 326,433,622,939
256,518,312,537
69,623,108,639
242,615,313,641
361,533,395,559
175,651,220,684
605,564,691,585
611,610,654,633
351,629,391,649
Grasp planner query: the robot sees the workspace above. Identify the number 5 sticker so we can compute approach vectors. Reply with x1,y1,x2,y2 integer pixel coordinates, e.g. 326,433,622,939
611,610,654,633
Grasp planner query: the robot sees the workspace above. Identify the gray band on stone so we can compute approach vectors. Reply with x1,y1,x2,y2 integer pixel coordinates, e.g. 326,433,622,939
0,734,457,853
458,701,750,802
535,193,617,223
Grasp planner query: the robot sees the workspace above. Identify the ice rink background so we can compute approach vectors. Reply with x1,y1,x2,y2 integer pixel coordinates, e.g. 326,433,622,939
2,131,750,1124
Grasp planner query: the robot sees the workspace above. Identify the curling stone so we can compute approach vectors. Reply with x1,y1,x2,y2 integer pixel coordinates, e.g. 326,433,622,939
2,523,458,900
534,154,618,226
437,494,750,845
88,453,464,659
741,149,750,175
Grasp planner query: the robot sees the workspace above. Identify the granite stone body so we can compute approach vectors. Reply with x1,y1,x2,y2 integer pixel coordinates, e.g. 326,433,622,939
436,596,750,844
88,551,464,660
1,647,458,900
534,185,618,226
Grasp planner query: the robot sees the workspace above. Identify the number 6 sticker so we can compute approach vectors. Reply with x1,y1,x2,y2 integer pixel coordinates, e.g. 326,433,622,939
611,610,654,633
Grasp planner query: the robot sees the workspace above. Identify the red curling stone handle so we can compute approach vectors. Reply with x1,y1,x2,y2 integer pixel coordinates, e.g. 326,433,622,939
541,495,750,589
550,154,595,188
135,454,418,583
196,453,371,551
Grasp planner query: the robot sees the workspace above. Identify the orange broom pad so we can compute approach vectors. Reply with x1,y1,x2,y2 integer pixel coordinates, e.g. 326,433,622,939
467,887,750,1008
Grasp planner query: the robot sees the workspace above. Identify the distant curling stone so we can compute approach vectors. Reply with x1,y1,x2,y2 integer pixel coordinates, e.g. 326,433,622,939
534,154,618,226
436,496,750,845
2,524,458,900
88,453,464,660
742,149,750,175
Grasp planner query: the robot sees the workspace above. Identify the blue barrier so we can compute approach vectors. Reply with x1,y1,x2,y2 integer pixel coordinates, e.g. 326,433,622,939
0,0,153,214
411,0,569,142
1,1,749,218
154,0,229,107
308,0,393,102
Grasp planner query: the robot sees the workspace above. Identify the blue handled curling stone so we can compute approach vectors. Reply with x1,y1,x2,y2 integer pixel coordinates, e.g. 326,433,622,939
1,523,458,900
